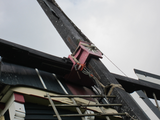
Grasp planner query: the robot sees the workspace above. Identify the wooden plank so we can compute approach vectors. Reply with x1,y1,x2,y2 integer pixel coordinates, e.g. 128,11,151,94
46,93,62,120
44,95,116,98
54,103,122,107
94,98,111,120
53,113,126,117
37,0,150,120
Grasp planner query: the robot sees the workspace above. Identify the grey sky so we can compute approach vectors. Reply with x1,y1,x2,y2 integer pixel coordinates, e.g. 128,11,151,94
0,0,160,79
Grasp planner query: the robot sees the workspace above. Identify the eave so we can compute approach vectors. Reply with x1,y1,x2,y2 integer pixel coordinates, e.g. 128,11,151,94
0,38,72,76
113,73,160,99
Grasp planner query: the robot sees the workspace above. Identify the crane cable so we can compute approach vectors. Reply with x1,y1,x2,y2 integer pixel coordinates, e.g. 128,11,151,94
103,53,128,77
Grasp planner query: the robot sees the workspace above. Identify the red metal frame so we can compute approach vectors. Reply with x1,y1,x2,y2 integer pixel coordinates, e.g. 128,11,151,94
69,41,102,70
65,41,102,86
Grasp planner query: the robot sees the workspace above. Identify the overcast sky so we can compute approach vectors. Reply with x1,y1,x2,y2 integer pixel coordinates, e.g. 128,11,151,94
0,0,160,79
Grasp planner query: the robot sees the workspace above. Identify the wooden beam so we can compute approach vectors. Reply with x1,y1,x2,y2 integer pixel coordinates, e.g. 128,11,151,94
53,113,126,117
44,95,116,98
37,0,149,119
54,104,122,107
113,73,160,100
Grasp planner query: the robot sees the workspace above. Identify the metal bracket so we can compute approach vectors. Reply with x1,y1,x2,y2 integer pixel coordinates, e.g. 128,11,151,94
65,41,102,86
69,41,102,70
